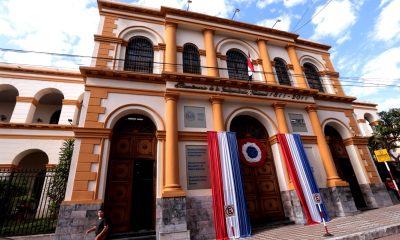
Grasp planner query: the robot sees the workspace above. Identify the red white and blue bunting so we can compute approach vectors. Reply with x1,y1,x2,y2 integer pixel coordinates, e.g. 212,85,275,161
277,133,330,224
238,138,266,167
207,131,252,240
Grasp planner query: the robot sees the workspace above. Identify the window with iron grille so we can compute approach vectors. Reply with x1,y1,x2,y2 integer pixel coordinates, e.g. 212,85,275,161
304,63,324,92
124,36,154,73
274,58,291,86
226,49,248,80
183,43,201,74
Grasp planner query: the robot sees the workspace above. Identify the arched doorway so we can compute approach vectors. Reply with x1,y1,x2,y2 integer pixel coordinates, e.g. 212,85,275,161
324,125,367,209
230,115,285,224
105,114,156,235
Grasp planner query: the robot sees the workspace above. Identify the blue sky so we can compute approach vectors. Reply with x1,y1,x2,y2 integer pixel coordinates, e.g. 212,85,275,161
0,0,399,111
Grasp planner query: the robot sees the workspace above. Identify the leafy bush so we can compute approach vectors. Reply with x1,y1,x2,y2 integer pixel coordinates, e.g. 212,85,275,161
47,139,75,216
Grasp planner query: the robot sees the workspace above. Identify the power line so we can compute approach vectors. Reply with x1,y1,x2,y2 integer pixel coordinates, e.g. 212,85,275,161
1,47,400,86
291,5,310,32
294,0,335,33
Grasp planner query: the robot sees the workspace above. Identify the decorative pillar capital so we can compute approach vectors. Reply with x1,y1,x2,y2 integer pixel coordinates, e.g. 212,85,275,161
285,44,296,50
272,102,286,110
202,28,215,34
256,38,268,44
164,93,179,102
165,22,177,28
305,105,318,113
209,96,224,104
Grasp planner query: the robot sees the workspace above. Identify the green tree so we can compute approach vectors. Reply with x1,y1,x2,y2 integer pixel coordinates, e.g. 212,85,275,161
47,139,75,216
369,108,400,162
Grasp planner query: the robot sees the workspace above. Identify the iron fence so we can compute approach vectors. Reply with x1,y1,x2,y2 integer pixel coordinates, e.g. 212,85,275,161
0,168,58,236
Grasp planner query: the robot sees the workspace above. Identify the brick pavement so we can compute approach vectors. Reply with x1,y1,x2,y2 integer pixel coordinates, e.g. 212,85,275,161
247,204,400,240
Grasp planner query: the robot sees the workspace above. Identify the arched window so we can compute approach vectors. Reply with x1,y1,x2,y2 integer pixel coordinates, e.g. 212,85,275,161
304,63,324,92
226,49,248,80
124,36,154,73
183,43,201,74
274,58,291,86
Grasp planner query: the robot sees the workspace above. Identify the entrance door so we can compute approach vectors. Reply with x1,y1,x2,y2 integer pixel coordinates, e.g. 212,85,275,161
325,126,367,209
105,115,156,234
230,115,286,224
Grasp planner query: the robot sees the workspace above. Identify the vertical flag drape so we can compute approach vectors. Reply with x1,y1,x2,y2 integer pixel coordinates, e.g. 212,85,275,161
247,53,254,81
278,133,330,224
207,131,251,240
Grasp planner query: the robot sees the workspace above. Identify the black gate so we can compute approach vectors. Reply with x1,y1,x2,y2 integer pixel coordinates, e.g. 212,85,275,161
0,168,58,236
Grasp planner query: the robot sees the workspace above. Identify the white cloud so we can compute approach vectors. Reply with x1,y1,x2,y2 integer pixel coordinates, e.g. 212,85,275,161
256,0,279,9
336,32,351,45
310,0,358,40
0,0,99,68
256,14,291,31
256,0,305,9
377,96,400,111
349,47,400,97
133,0,234,18
283,0,307,8
372,0,400,42
379,0,391,8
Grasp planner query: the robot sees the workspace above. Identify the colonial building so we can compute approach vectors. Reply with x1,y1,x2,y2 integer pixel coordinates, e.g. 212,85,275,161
0,0,393,239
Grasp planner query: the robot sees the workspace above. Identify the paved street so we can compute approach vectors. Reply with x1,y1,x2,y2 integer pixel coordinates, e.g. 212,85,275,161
247,204,400,240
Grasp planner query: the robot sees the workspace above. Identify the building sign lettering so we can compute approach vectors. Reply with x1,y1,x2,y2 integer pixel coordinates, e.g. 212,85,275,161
174,82,311,102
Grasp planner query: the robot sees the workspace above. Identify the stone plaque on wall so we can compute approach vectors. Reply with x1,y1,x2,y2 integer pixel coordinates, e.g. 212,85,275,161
184,106,206,128
186,145,210,190
289,113,308,132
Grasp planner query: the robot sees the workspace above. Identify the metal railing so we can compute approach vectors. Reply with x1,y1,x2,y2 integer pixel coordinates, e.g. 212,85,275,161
0,168,58,236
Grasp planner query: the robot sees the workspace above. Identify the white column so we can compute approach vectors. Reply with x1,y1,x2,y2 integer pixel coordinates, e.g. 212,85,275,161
271,142,289,191
321,75,335,94
345,144,368,184
59,100,80,125
10,97,37,123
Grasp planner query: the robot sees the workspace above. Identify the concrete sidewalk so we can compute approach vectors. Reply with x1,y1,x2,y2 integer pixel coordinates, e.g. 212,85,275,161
248,204,400,240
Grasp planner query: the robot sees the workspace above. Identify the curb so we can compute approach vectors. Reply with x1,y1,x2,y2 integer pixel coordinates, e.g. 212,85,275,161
331,223,400,240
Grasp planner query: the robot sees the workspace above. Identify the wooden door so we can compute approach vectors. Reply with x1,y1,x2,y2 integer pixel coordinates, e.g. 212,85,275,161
230,115,285,224
105,115,156,233
106,137,134,233
241,142,286,223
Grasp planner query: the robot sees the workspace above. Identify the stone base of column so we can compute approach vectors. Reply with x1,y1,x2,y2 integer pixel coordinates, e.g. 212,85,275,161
367,183,395,207
186,196,215,240
281,190,307,224
320,186,358,217
55,202,102,240
157,197,190,240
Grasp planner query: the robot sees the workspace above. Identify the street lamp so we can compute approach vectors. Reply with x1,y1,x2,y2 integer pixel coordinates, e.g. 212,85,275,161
272,19,281,29
186,0,192,11
231,8,240,20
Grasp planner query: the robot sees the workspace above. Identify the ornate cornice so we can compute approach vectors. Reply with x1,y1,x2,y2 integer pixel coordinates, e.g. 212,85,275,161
343,136,369,146
74,127,112,139
0,122,74,130
94,35,125,44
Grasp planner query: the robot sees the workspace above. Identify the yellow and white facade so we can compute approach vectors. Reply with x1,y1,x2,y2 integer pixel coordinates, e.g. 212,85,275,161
0,1,393,239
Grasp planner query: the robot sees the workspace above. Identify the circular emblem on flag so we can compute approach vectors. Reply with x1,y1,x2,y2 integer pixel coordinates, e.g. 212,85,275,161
225,205,235,217
238,138,267,167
